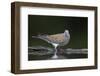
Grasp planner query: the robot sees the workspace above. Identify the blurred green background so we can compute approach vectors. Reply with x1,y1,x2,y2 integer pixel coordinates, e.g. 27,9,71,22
28,15,88,49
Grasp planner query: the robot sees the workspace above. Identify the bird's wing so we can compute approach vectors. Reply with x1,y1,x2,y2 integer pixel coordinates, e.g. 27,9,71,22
47,33,65,43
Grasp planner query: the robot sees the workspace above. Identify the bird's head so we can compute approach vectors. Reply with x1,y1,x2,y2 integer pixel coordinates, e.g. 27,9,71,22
64,30,70,37
64,30,69,33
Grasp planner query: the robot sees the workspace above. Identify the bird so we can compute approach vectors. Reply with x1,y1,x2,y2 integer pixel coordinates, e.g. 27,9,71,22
32,30,70,46
32,30,70,59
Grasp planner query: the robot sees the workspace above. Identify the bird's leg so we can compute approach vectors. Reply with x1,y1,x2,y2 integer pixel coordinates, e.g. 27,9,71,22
52,43,59,59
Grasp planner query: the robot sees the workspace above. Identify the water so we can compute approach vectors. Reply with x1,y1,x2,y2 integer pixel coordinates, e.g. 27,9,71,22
28,46,88,60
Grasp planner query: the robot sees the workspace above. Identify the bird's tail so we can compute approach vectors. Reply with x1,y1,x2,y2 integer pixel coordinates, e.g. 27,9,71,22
32,36,39,38
32,35,46,40
32,35,49,43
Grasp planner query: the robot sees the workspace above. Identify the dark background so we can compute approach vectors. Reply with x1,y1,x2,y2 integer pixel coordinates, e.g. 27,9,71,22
28,15,88,49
